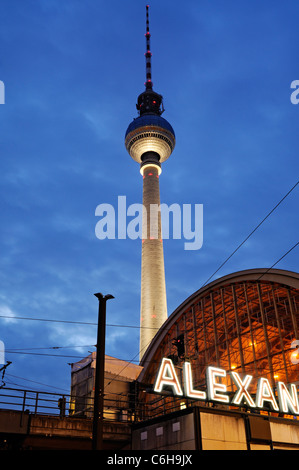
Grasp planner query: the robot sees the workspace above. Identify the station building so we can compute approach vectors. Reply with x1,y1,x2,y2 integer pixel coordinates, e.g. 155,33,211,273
71,268,299,450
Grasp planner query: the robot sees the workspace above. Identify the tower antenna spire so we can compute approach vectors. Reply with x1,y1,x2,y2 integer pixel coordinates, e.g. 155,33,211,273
136,5,164,115
145,5,153,90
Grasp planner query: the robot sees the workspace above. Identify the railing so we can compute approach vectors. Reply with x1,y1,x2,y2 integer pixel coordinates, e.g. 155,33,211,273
0,386,141,423
0,387,74,417
0,386,199,423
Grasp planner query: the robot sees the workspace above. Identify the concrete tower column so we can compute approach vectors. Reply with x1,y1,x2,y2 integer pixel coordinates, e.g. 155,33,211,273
140,161,167,359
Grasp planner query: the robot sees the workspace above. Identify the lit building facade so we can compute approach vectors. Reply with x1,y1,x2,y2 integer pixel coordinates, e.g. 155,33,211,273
131,268,299,450
138,269,299,411
68,269,299,450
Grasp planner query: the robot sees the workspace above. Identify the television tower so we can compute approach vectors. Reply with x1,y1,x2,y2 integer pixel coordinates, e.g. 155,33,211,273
125,5,176,361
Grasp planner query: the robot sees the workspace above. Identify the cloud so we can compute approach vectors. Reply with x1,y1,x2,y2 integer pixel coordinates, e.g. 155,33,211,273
0,304,17,324
0,0,298,393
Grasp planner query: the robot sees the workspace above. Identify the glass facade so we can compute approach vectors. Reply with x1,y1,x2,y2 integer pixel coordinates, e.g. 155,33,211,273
137,270,299,420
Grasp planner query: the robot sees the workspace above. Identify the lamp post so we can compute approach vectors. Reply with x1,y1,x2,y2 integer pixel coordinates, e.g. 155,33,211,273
92,292,114,451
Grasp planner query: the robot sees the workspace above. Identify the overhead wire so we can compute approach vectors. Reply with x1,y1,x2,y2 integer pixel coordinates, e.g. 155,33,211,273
6,345,95,351
105,237,299,390
1,181,297,333
256,241,299,280
0,181,297,394
1,276,297,395
1,228,298,339
1,237,298,363
201,179,299,287
0,315,144,329
5,373,70,393
104,338,153,390
4,351,87,359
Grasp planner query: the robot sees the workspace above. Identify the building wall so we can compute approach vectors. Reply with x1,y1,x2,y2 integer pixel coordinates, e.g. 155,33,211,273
132,410,195,450
71,354,142,421
270,420,299,448
200,411,247,450
132,406,299,450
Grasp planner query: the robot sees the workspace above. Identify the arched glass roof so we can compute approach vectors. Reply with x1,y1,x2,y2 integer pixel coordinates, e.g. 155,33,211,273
137,269,299,419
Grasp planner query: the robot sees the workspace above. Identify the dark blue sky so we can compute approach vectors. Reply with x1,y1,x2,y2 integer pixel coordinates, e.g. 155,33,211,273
0,0,298,395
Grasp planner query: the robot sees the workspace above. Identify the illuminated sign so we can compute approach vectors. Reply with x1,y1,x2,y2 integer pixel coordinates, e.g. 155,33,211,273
153,358,299,415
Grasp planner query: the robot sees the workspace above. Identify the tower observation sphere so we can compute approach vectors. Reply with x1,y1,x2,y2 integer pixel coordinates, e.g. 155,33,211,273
125,5,175,361
125,114,176,172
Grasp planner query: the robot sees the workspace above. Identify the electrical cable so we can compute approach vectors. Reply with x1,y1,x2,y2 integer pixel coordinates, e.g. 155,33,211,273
256,241,299,280
5,373,70,393
201,180,299,287
6,345,95,351
4,350,87,359
103,240,299,390
1,183,297,332
0,315,152,329
0,183,297,395
104,338,153,390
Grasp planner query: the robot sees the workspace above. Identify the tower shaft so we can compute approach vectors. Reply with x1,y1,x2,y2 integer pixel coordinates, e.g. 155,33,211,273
140,163,167,359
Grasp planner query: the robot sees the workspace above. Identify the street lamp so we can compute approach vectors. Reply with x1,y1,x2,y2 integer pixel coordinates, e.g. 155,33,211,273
92,292,114,451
